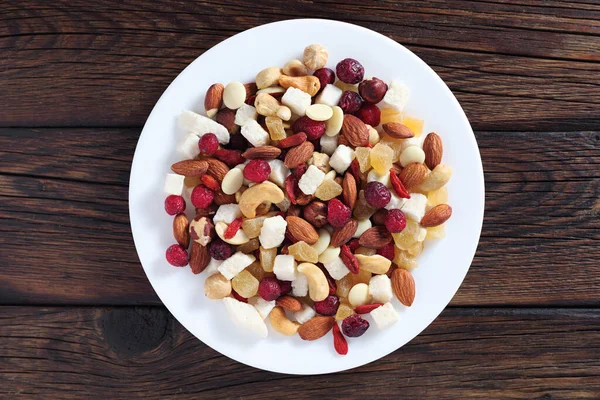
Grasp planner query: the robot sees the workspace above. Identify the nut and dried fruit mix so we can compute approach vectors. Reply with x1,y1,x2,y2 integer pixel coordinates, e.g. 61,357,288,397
163,44,452,355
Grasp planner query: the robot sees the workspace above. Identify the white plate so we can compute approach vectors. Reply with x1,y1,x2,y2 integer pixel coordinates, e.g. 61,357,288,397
129,19,484,375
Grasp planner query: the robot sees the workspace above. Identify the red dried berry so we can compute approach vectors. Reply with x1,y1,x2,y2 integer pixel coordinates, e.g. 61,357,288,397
336,58,365,84
209,239,233,260
164,195,186,215
314,295,340,316
340,245,360,274
198,133,219,154
278,280,292,295
358,77,388,104
347,239,361,253
285,174,298,205
294,163,308,178
292,116,326,141
389,170,411,199
341,314,370,337
200,174,220,191
338,91,363,114
333,323,348,355
191,185,214,209
278,132,307,149
215,148,245,167
313,67,335,89
354,103,381,127
243,159,271,183
385,209,407,233
258,277,281,301
231,289,248,303
354,303,383,314
224,217,243,239
349,158,361,183
227,132,249,151
166,244,188,267
327,198,352,228
364,181,391,208
377,242,396,262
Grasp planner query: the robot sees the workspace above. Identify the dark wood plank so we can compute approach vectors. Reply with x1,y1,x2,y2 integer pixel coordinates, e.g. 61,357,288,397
1,1,599,129
0,307,598,399
1,128,599,306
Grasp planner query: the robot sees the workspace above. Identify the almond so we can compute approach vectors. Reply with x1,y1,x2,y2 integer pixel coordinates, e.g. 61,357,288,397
242,146,282,160
204,83,224,118
276,295,303,312
423,132,443,170
213,190,236,206
173,213,190,247
285,216,319,245
330,219,358,247
278,75,321,97
170,160,209,177
337,134,351,147
189,242,210,274
205,158,230,182
382,122,415,139
284,141,314,169
420,204,452,227
215,108,237,134
391,268,415,306
341,115,369,147
399,163,427,190
358,226,392,249
297,316,335,341
342,172,357,210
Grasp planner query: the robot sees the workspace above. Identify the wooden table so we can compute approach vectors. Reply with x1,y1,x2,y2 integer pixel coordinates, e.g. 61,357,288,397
1,1,599,398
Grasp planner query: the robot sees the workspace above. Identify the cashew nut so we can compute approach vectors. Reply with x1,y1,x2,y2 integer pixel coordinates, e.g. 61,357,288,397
254,92,280,117
297,263,329,302
255,67,282,90
215,221,249,245
269,306,300,336
238,181,284,218
355,254,391,275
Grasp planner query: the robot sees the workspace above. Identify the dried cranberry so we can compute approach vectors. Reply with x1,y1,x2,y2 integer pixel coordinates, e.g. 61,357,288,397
165,244,188,267
258,277,281,301
214,148,245,167
336,58,365,84
354,103,381,127
164,195,186,215
243,159,271,183
293,116,326,140
227,132,249,151
377,242,396,261
347,238,361,253
313,67,335,89
338,91,363,114
314,295,340,316
327,198,351,228
208,239,233,260
294,163,308,178
198,133,219,154
364,181,391,208
191,185,214,209
231,290,248,303
358,77,388,104
385,209,407,233
278,280,292,295
342,314,370,337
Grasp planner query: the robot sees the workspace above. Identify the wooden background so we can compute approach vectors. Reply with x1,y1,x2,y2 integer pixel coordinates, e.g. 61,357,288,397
1,1,599,398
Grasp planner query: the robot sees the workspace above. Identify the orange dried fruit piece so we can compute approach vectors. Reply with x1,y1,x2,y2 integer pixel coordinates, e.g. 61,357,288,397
406,240,424,257
354,147,371,173
288,241,318,263
335,302,356,321
242,216,266,239
427,186,448,208
380,107,403,125
351,268,372,285
370,143,394,175
403,116,424,136
266,116,286,141
378,134,404,163
260,246,277,272
232,270,259,298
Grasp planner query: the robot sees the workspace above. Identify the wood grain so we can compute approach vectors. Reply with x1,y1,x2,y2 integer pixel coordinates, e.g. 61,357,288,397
1,128,598,306
1,0,599,129
0,306,598,399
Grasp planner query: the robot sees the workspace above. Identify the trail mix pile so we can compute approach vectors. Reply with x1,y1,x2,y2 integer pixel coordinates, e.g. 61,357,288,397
163,44,452,355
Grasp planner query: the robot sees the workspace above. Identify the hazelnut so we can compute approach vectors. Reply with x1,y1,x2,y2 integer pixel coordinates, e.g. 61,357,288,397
303,201,328,228
371,209,388,226
189,216,214,246
358,77,388,104
303,44,328,71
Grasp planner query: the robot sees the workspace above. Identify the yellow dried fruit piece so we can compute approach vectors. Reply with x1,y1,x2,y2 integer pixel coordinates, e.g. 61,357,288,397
351,268,372,285
407,241,424,257
266,116,286,141
391,219,420,250
260,246,277,272
242,216,266,239
334,81,358,93
379,134,404,163
335,302,355,321
246,261,266,281
427,186,448,208
426,224,446,240
355,246,376,256
288,241,318,263
393,249,418,270
354,147,371,173
314,179,343,201
232,270,259,298
370,143,394,175
403,116,424,136
380,107,403,125
336,275,354,298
